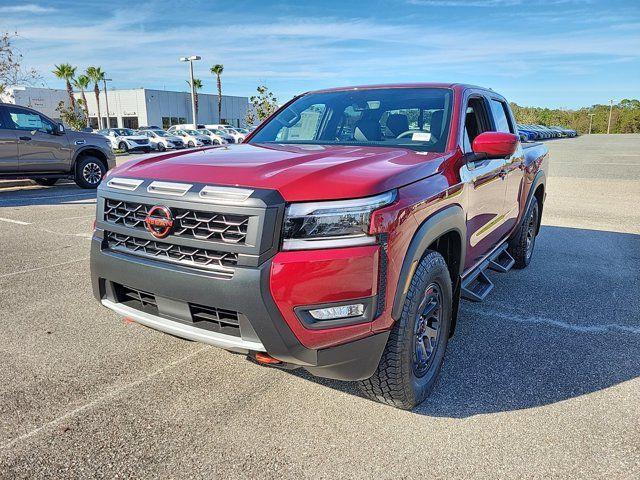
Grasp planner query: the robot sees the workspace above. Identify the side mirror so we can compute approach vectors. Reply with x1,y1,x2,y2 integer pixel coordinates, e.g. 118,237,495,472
471,132,518,159
57,123,65,135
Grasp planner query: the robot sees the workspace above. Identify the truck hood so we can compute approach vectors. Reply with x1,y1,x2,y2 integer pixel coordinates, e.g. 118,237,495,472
111,143,451,201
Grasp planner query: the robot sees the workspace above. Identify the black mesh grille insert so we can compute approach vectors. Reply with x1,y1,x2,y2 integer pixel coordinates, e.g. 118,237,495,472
104,198,250,244
105,231,237,273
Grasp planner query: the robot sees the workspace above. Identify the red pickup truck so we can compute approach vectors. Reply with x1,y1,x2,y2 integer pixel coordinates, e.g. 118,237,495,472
91,83,548,409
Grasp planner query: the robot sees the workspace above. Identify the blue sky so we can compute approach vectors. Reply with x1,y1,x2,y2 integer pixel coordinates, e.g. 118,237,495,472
1,0,638,108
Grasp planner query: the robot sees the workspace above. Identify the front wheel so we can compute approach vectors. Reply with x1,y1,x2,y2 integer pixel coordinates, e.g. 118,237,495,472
358,251,452,409
188,141,195,148
157,143,166,152
509,196,539,269
118,141,128,152
74,156,106,189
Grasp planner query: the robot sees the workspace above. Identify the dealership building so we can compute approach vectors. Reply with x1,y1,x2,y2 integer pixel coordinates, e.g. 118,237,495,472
2,86,249,130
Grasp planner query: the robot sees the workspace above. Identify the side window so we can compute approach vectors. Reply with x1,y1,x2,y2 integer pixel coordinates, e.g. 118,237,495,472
275,104,326,141
489,99,514,133
6,107,55,134
0,106,7,129
462,97,490,153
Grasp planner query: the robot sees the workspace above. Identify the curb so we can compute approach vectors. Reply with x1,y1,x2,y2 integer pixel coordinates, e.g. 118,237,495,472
0,179,34,189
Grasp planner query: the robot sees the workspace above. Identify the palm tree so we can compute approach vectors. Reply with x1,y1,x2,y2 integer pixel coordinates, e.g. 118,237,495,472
73,74,91,126
210,64,224,121
52,63,76,109
187,78,203,115
86,66,105,128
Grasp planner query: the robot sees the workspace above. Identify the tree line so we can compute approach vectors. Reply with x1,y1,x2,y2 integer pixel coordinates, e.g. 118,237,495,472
510,100,640,134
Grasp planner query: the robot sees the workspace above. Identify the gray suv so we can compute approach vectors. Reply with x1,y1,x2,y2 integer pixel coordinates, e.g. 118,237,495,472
0,103,116,188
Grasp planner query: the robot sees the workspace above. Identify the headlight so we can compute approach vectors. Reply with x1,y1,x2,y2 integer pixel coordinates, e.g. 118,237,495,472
282,190,396,250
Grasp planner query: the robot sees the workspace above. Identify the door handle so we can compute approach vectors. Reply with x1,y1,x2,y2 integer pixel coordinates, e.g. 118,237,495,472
19,136,32,141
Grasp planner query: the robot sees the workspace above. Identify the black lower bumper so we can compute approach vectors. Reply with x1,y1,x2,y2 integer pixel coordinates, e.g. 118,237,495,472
90,237,388,381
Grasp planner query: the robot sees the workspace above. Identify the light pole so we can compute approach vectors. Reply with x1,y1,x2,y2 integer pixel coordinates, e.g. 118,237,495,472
607,99,615,135
588,113,595,134
103,77,112,128
180,55,201,125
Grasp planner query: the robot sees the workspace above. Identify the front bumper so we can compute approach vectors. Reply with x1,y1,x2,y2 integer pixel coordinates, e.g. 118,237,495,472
90,236,388,381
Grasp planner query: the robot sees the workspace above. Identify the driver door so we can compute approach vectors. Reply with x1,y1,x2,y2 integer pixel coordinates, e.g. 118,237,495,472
5,106,70,173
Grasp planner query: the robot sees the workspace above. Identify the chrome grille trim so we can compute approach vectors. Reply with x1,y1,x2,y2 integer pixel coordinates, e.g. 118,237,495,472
147,181,193,196
105,231,237,275
106,177,143,191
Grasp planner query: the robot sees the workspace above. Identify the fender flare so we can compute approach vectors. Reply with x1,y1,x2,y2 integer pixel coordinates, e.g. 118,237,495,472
72,146,110,170
510,170,546,244
391,205,466,320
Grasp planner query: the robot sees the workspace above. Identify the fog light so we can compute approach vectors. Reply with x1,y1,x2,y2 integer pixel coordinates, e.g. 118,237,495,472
308,304,364,321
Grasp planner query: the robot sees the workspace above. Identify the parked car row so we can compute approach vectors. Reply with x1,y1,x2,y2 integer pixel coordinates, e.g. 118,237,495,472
96,123,250,153
517,124,577,141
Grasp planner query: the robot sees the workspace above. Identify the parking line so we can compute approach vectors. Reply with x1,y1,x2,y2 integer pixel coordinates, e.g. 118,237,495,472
0,258,89,280
0,217,31,225
474,308,640,335
0,346,209,450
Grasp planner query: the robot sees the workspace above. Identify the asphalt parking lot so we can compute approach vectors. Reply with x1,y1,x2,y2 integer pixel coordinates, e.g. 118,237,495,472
1,134,638,478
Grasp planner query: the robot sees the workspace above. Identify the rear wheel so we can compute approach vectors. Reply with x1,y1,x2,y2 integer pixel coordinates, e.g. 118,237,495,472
509,196,539,269
358,251,452,410
33,178,58,186
74,156,106,189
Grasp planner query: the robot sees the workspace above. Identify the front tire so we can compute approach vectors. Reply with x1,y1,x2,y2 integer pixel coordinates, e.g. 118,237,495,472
188,141,195,148
358,251,452,410
157,143,166,152
74,156,106,189
509,196,539,269
34,178,58,186
118,141,128,152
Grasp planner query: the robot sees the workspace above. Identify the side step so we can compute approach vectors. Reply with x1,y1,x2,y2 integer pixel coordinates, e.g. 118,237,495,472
461,243,515,302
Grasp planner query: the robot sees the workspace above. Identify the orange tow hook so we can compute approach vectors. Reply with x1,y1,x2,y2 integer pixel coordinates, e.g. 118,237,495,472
255,352,282,365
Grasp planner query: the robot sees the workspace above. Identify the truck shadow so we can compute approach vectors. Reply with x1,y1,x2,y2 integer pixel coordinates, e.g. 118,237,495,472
291,225,640,417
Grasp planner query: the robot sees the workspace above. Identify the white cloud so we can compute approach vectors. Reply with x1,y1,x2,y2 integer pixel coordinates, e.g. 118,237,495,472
0,4,56,14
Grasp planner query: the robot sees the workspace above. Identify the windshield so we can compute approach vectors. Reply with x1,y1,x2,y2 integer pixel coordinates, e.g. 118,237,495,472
112,128,135,136
250,88,452,152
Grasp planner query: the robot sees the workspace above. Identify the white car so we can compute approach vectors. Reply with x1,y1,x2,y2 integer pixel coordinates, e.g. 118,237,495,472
173,129,210,147
204,124,244,144
138,129,185,151
222,127,246,143
98,128,151,153
197,128,231,145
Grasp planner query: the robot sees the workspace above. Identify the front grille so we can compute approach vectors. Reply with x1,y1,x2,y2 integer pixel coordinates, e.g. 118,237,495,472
112,283,240,337
133,139,148,145
104,199,249,245
173,140,183,147
201,139,211,145
105,231,237,273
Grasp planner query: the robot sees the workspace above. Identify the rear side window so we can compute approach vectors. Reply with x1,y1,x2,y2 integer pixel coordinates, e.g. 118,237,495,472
489,99,513,133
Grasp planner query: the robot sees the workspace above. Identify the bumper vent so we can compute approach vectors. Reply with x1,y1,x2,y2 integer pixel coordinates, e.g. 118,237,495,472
105,231,237,274
112,283,241,337
104,198,249,244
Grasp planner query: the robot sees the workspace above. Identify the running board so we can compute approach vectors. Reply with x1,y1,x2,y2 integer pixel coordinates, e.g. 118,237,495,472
461,243,514,302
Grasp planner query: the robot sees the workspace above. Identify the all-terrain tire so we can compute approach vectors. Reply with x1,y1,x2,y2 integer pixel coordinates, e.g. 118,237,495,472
358,251,452,410
509,197,539,269
74,156,106,189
